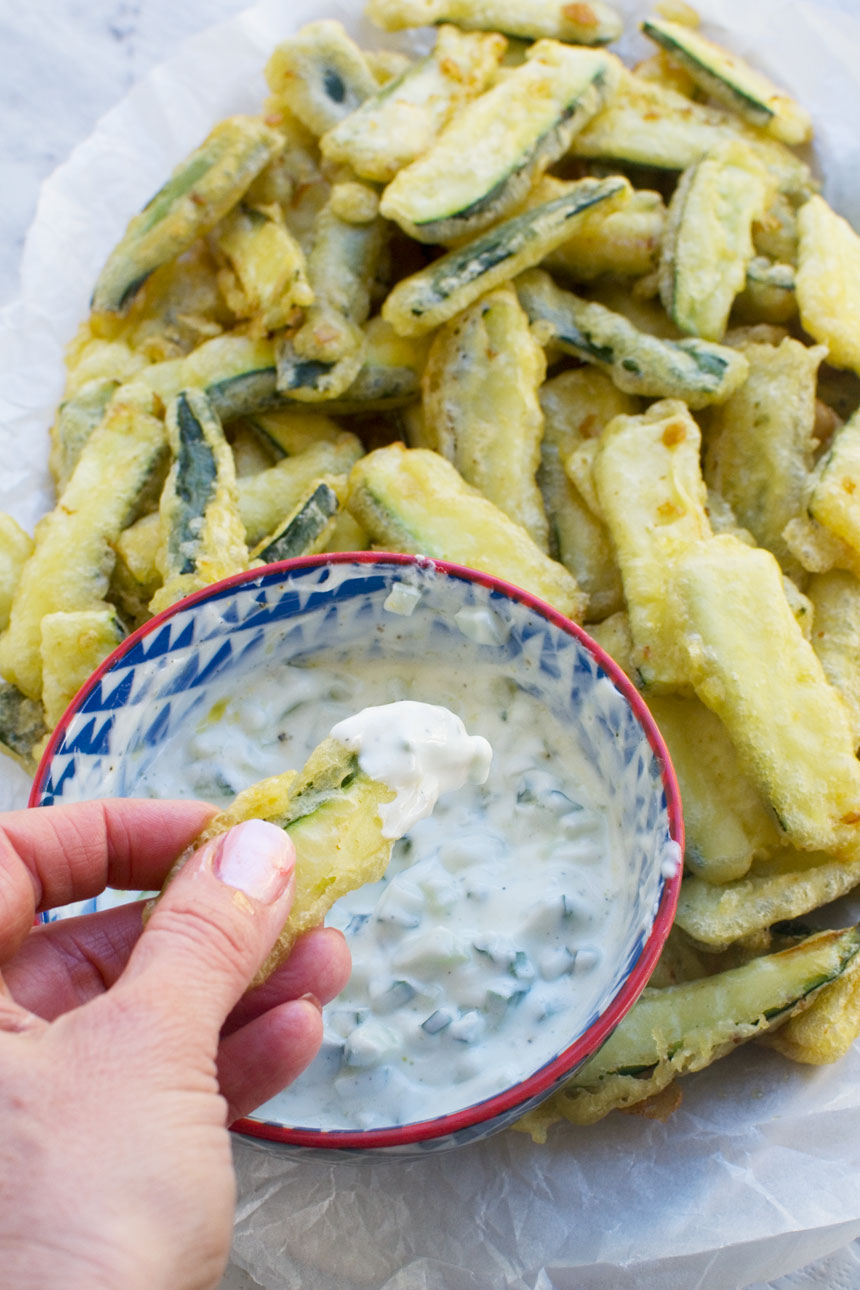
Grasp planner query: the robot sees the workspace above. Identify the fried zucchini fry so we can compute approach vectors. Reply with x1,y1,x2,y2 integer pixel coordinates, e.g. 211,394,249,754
809,408,860,559
182,321,427,422
367,0,623,45
151,389,248,613
157,706,486,982
422,286,549,548
346,444,587,619
675,534,860,853
383,176,629,337
379,42,621,244
40,609,125,728
275,183,385,401
674,849,860,949
515,926,860,1137
238,434,363,548
0,516,34,634
659,139,769,340
762,952,860,1065
734,257,797,326
0,392,166,700
91,116,284,316
320,25,505,183
571,70,812,195
641,18,812,144
647,693,781,885
0,681,47,773
808,570,860,747
49,378,118,493
214,203,312,332
241,408,345,458
703,336,826,571
250,480,341,564
797,195,860,374
592,400,712,691
537,369,632,620
265,21,377,137
525,179,666,283
517,269,749,408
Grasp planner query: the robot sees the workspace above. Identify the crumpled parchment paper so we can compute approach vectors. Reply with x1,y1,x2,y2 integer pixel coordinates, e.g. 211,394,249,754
4,1,860,1286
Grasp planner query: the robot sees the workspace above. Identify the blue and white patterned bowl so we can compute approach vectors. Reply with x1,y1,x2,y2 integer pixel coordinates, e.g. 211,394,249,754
32,553,683,1157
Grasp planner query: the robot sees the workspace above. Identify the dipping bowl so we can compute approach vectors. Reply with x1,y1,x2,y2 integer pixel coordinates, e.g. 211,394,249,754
32,552,682,1157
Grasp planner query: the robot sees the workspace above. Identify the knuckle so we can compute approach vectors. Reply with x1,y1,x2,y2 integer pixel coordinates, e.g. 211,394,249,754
146,899,254,980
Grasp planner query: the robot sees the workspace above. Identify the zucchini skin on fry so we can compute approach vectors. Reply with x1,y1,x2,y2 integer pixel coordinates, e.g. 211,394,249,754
151,388,248,612
153,736,398,983
379,42,621,244
0,394,166,701
346,443,587,619
0,681,47,772
516,268,749,408
641,17,812,145
91,116,284,316
516,925,860,1136
251,481,340,564
383,176,630,337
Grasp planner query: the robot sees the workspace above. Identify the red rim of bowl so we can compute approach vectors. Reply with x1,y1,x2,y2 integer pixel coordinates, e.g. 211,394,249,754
30,551,684,1151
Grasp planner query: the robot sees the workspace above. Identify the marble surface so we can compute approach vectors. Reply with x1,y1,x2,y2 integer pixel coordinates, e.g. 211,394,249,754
4,3,860,1289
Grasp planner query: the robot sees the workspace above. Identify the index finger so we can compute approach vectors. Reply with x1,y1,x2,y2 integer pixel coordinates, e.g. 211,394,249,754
0,798,215,964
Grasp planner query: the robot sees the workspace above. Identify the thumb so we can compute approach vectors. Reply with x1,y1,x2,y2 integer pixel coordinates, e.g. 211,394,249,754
120,819,296,1045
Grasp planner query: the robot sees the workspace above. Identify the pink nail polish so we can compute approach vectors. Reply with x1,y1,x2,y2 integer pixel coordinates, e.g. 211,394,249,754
211,819,295,904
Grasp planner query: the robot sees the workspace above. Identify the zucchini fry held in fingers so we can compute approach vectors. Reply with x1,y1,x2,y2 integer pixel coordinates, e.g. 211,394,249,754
152,702,491,984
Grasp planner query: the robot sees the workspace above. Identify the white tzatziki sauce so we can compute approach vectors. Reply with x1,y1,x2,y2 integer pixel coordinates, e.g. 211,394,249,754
136,658,626,1131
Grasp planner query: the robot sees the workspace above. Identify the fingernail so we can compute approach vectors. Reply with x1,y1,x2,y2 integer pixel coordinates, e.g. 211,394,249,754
300,992,322,1013
211,820,295,904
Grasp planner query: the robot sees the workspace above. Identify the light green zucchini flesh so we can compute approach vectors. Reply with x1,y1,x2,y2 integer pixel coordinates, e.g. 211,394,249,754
379,43,621,244
659,139,769,340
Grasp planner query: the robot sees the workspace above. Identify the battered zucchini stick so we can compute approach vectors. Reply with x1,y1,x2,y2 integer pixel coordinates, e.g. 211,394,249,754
153,700,491,982
91,116,284,315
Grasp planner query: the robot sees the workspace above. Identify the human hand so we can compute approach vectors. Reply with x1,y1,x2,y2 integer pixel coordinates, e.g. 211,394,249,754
0,798,351,1290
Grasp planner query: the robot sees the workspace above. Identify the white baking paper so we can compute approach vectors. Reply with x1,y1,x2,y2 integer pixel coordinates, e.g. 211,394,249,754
4,1,860,1286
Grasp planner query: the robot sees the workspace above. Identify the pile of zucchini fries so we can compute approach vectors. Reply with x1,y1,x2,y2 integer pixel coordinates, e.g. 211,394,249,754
4,0,860,1136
